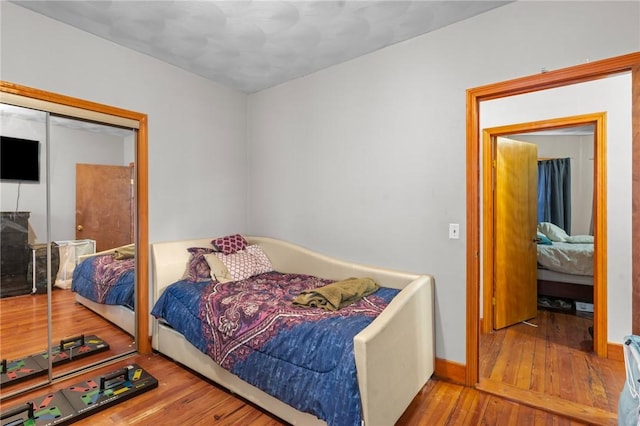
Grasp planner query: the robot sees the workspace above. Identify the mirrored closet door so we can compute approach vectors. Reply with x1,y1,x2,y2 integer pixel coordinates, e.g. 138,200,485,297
49,115,137,379
0,105,50,394
0,82,149,401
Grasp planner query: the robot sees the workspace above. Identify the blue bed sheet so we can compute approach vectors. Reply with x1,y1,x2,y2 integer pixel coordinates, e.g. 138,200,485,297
151,280,209,353
71,255,135,308
151,272,399,426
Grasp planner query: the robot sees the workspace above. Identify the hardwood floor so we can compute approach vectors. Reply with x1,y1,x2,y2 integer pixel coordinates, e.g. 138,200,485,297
1,352,598,426
478,309,626,426
0,289,135,395
1,294,625,425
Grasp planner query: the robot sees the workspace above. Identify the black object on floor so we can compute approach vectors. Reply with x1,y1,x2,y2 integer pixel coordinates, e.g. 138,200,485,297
0,363,157,425
537,296,573,312
1,335,109,387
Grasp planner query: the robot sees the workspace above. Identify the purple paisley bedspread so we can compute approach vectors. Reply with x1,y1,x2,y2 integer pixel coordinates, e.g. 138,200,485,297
71,255,135,306
197,271,399,426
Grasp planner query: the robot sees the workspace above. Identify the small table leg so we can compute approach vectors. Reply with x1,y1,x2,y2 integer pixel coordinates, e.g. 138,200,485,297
31,248,36,294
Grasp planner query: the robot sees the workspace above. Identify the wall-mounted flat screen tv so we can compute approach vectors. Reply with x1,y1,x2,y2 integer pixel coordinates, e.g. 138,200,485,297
1,136,40,182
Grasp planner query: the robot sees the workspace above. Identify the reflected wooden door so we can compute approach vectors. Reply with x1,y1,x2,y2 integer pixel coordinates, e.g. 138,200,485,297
493,137,538,330
76,163,133,252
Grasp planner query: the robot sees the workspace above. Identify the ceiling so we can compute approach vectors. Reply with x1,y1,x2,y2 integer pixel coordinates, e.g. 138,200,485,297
12,1,511,93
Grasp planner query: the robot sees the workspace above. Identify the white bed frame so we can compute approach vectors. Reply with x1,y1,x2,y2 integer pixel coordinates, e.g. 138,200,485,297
151,236,435,426
74,244,136,336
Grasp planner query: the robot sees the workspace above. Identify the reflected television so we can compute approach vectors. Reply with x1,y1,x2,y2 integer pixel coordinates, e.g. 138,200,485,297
1,136,40,182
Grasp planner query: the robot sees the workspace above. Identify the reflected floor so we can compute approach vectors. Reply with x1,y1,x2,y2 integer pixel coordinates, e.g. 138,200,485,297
0,288,135,395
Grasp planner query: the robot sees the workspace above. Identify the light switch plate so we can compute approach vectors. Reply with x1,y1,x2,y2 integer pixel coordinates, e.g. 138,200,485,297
449,223,460,239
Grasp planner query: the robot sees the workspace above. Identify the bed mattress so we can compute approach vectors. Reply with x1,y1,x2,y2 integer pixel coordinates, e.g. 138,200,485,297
537,268,593,286
537,242,593,276
151,271,399,426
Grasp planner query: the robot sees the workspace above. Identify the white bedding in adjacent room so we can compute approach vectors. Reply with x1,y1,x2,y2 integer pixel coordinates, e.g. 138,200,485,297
537,242,593,276
537,268,594,286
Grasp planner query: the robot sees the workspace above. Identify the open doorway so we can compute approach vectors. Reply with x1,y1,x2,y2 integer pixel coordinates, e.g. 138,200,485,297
465,53,639,422
481,114,604,342
507,125,595,325
477,116,609,418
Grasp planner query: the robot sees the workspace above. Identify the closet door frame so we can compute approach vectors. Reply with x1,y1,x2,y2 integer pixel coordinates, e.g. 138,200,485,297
0,81,150,357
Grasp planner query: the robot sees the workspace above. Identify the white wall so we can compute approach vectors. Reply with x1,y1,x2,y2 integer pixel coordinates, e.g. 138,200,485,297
1,2,249,245
0,112,48,241
1,115,130,242
509,133,594,237
247,1,639,363
50,125,130,242
535,135,594,237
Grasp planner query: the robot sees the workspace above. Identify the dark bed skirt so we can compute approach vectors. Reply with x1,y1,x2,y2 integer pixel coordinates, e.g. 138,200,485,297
537,279,593,303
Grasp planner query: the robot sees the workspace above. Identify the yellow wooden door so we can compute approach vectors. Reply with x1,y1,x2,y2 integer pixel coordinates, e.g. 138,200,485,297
493,137,538,330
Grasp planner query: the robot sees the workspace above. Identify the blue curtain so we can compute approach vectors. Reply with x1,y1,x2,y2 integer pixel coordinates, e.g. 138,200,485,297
537,158,571,234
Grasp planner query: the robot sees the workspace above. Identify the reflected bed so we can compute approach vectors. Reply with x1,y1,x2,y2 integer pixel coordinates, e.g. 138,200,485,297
71,244,135,335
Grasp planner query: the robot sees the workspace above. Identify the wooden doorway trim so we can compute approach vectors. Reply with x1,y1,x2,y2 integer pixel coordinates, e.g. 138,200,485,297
482,113,607,349
466,52,640,387
0,81,150,354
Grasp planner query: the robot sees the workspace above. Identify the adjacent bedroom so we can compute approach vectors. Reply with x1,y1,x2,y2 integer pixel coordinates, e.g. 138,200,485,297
519,126,596,319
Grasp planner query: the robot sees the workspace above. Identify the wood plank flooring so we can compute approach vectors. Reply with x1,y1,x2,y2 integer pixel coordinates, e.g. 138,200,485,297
478,309,626,426
1,292,626,425
1,352,597,426
0,288,135,395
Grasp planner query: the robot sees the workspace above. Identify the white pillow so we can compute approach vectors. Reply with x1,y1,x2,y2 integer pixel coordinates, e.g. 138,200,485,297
203,254,234,283
210,245,273,282
565,235,594,244
537,222,569,242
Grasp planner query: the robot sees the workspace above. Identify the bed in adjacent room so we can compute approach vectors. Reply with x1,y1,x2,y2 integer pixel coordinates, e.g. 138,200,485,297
151,235,435,426
536,222,594,304
71,243,136,335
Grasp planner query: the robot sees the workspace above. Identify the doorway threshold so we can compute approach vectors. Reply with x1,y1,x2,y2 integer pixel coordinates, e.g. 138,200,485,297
475,378,616,426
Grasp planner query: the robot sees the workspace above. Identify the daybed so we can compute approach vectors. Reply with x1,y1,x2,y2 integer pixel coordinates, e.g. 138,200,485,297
151,235,435,426
71,243,136,336
536,222,594,304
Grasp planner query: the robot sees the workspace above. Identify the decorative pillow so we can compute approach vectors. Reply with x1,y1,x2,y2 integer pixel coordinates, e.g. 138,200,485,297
536,232,553,245
184,247,217,282
537,222,569,242
211,234,248,255
213,245,273,281
203,254,234,283
565,235,594,244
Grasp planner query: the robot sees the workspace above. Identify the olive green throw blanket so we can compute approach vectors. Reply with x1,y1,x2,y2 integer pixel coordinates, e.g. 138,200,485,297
113,245,135,260
292,277,379,311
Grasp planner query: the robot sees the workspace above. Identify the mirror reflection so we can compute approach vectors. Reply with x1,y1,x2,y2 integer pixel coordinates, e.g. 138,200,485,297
0,105,137,396
49,115,137,378
0,105,49,393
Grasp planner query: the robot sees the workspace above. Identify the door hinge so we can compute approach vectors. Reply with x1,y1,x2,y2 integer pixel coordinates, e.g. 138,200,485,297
492,297,496,305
